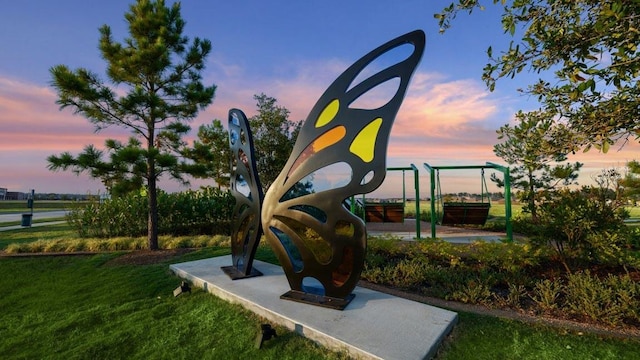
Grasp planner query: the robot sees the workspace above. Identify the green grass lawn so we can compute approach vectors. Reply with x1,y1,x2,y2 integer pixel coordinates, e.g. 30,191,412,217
0,223,74,250
436,312,639,360
0,249,346,360
1,249,637,359
1,225,639,359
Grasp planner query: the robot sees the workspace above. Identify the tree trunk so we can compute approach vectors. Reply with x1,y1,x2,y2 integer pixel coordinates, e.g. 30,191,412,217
148,173,159,250
528,171,537,221
148,133,159,250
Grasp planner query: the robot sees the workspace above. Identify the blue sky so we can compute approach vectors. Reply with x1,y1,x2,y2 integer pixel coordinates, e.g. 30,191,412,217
1,1,637,197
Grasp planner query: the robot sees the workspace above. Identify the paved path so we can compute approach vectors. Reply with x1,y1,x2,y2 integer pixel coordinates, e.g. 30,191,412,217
0,211,68,222
0,211,68,232
366,219,520,243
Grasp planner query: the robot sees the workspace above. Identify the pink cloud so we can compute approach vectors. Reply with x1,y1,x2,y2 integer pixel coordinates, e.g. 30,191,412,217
3,57,639,195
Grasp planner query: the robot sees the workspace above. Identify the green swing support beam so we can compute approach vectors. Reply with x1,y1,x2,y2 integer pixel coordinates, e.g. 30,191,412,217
353,165,422,239
423,162,513,242
386,165,421,239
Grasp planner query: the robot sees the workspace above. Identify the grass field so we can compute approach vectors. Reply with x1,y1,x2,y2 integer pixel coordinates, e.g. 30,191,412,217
404,200,523,222
1,249,638,360
0,249,347,359
0,200,86,214
406,200,640,222
1,224,639,359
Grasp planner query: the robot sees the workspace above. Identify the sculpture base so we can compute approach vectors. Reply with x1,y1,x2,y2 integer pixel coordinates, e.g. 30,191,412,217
221,266,263,280
171,256,458,359
280,290,355,310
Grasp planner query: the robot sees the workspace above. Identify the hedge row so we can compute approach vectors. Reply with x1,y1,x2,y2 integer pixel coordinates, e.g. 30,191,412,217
66,187,234,238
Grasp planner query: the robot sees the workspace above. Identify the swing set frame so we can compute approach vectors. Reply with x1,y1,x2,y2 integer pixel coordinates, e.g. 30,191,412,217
423,162,513,242
354,164,422,239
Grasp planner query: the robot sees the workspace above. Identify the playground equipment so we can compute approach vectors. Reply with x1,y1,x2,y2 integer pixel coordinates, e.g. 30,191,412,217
423,162,513,242
438,167,491,226
362,165,421,239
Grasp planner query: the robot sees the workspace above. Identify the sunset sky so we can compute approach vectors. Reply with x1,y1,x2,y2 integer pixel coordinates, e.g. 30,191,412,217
1,1,638,198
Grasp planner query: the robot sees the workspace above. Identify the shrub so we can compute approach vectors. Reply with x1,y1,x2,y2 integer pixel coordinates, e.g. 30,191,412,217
467,241,545,273
5,234,232,253
511,214,541,237
531,188,629,270
66,187,233,238
481,220,506,232
564,271,640,326
531,278,563,314
504,284,527,308
361,235,640,328
451,278,492,305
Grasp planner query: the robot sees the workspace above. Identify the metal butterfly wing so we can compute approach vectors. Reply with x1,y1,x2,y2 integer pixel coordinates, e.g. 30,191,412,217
222,109,265,279
261,30,425,309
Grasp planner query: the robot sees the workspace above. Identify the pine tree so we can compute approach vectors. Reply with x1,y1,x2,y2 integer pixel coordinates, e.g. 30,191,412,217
48,0,215,250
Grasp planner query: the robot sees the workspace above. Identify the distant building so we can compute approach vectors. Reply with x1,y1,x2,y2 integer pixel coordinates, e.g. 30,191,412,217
0,188,6,200
6,192,26,200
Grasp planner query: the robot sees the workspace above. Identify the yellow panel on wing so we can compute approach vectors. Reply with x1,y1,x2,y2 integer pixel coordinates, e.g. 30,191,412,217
315,99,340,128
349,118,382,162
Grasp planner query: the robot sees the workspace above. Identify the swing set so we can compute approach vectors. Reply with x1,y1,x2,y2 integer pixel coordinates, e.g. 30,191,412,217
423,162,513,242
354,165,422,239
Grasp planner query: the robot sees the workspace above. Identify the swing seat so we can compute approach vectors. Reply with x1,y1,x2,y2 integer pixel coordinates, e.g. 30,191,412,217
365,203,404,223
441,202,490,225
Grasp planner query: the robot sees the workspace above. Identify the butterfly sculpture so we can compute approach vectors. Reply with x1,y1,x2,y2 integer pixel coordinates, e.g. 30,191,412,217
261,30,425,309
222,109,265,280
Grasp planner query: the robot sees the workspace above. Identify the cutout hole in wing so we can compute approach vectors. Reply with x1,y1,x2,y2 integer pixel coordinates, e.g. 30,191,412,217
231,113,240,126
270,226,304,272
234,174,251,198
234,213,253,247
288,126,346,177
242,217,256,248
289,204,327,223
240,128,247,145
347,42,414,92
332,245,354,287
232,217,249,248
231,153,237,169
281,162,352,202
335,220,355,238
349,77,400,110
230,129,238,146
302,277,325,296
276,216,332,265
237,149,249,170
360,170,375,186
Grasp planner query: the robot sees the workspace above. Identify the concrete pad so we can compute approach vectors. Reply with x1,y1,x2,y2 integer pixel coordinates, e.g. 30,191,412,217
170,256,457,360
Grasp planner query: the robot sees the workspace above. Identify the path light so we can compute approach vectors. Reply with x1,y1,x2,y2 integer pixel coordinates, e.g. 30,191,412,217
255,324,277,349
173,281,191,297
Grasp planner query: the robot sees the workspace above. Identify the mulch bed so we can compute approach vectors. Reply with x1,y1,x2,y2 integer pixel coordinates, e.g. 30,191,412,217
358,280,640,340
